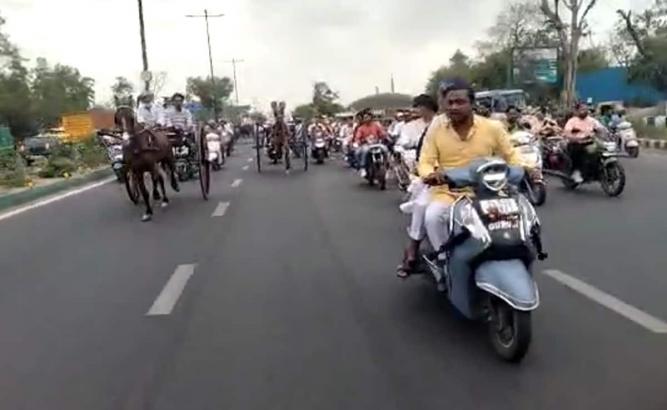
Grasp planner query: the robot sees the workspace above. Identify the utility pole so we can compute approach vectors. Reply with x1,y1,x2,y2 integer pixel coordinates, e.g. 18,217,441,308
390,74,395,93
137,0,150,91
186,9,224,118
224,58,244,105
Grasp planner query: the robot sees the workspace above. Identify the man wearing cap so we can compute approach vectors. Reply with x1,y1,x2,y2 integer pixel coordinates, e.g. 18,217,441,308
136,91,165,128
418,79,527,263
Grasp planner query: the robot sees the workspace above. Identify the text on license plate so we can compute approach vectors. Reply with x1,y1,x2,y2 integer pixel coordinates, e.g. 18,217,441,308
479,198,519,215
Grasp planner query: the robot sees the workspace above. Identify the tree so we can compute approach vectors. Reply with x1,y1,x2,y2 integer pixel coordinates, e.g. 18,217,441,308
425,50,473,97
292,104,317,120
150,71,167,96
312,81,344,116
186,76,234,113
31,58,95,127
616,1,667,91
0,14,33,136
540,0,599,107
577,47,609,72
111,76,134,108
481,0,558,53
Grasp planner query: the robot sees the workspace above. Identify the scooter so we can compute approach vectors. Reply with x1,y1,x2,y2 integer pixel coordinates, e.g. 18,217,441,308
611,121,639,158
417,159,547,362
97,130,125,182
511,131,546,206
311,133,328,164
206,133,224,171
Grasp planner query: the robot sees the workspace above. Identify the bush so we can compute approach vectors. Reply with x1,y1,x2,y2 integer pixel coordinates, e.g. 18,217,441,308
75,136,107,169
38,156,77,178
0,149,28,187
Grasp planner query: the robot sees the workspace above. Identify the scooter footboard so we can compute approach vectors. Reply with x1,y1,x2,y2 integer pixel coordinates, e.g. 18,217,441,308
475,260,539,311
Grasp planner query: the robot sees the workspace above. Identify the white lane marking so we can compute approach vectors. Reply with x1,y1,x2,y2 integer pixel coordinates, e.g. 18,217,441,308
0,177,114,223
211,201,230,217
146,264,196,316
247,158,254,163
242,165,249,171
231,178,243,188
543,269,667,333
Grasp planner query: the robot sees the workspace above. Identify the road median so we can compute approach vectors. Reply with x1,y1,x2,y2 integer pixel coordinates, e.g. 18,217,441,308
0,167,113,213
639,138,667,150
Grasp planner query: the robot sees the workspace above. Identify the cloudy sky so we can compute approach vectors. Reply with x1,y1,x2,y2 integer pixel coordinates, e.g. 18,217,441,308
1,0,653,111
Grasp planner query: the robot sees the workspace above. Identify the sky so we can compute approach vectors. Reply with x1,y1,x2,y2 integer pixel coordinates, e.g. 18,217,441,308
0,0,654,112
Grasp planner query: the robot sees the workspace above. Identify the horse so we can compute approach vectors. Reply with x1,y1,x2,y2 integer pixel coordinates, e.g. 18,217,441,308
114,106,180,222
268,101,291,172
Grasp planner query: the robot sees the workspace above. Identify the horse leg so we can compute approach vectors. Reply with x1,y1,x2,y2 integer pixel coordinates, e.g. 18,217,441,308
152,169,162,201
157,170,169,207
163,158,180,192
284,142,291,173
137,172,153,222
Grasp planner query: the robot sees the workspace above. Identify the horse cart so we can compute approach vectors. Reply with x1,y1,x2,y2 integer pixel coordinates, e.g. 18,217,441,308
254,101,308,173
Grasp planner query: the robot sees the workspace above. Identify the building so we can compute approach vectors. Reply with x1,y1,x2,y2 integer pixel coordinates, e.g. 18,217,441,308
576,67,666,106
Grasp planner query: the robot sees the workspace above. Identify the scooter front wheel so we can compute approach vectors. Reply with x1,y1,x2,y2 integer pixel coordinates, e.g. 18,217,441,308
487,298,532,363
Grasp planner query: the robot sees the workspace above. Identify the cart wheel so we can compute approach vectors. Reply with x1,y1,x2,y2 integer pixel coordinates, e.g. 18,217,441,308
284,144,291,172
303,140,309,172
255,127,262,173
125,170,140,205
197,126,210,200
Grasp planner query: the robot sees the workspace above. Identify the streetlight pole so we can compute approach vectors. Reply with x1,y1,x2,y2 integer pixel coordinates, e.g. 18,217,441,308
224,58,244,105
137,0,150,91
186,9,224,118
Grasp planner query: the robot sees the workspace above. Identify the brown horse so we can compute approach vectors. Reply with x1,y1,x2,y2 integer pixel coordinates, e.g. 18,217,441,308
269,101,291,172
114,107,180,222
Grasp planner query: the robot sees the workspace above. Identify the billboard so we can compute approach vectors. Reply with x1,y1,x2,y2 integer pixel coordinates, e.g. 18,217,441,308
512,48,559,85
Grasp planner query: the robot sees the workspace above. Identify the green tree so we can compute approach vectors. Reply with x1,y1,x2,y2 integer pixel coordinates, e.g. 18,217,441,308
293,103,317,120
186,76,234,113
617,1,667,91
425,50,472,97
111,76,135,108
0,14,34,137
31,58,95,127
577,47,609,72
312,81,344,116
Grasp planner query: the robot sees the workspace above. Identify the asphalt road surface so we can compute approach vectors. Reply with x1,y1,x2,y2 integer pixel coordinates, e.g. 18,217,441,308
0,143,665,410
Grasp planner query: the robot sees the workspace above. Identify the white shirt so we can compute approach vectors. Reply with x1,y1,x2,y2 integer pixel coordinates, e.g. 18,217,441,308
165,107,193,131
425,113,448,135
136,103,165,127
388,120,405,138
397,118,429,149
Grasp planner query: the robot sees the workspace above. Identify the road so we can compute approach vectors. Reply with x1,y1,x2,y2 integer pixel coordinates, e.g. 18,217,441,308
0,143,665,410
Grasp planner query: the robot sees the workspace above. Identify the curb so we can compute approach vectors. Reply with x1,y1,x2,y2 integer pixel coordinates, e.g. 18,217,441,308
0,168,113,212
639,138,667,150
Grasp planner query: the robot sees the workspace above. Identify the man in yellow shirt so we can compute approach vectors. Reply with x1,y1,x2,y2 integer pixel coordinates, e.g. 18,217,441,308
418,79,524,255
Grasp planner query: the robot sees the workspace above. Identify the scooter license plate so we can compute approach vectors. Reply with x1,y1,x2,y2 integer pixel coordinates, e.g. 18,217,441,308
479,198,519,215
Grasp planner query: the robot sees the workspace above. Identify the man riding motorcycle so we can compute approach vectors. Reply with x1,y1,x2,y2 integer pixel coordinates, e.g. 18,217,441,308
352,109,388,178
563,102,605,184
398,78,532,276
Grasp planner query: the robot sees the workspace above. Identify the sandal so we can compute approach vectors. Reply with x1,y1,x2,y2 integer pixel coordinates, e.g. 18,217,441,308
396,258,416,279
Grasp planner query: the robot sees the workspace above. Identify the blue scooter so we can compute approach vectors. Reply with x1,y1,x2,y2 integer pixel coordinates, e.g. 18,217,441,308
419,159,548,362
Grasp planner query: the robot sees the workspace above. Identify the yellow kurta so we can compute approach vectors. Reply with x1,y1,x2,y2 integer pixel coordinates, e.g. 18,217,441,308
417,114,523,204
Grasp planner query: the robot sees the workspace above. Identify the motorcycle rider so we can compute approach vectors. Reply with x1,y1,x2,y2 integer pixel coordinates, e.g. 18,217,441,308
352,108,387,178
563,102,605,184
417,78,528,267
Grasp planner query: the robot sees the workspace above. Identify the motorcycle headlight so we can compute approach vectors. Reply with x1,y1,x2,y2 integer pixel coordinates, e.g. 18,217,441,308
603,142,617,152
45,143,50,150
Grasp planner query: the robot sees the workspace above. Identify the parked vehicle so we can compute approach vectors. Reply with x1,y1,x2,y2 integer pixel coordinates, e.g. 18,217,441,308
18,132,61,165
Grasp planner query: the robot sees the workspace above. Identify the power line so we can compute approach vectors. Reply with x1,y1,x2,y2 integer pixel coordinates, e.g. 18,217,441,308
186,10,224,118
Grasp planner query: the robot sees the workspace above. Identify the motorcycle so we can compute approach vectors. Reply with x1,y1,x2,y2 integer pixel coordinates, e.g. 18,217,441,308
97,130,125,182
332,136,344,153
511,131,546,206
311,131,329,164
418,159,547,362
542,131,626,196
364,140,388,190
611,121,639,158
166,130,197,182
206,132,224,171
